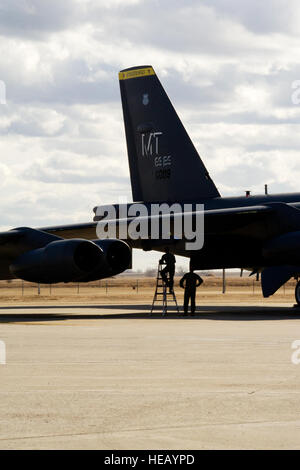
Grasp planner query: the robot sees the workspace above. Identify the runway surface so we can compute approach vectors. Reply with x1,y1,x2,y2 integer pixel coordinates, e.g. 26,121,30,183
1,302,300,449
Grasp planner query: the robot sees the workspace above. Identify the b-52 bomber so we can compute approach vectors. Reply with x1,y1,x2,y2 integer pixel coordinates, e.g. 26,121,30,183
1,65,300,306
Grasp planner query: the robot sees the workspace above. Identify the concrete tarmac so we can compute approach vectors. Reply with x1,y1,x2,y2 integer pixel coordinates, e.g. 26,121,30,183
1,303,300,449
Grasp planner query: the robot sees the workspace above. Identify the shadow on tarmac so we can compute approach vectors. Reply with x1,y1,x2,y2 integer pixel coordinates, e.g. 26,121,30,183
0,304,300,323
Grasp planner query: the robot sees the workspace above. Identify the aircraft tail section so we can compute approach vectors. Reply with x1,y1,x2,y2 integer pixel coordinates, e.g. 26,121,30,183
119,65,220,202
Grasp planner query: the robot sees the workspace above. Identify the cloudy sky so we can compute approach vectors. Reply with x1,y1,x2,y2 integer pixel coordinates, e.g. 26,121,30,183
0,0,300,270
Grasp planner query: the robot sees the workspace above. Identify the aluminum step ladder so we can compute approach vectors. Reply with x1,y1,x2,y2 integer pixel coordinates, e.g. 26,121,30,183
150,262,180,316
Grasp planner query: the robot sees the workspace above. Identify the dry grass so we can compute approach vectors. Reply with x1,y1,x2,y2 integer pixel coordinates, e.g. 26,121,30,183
0,275,296,305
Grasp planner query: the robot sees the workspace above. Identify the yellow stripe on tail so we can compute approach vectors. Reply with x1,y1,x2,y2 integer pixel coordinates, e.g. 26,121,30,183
119,67,155,81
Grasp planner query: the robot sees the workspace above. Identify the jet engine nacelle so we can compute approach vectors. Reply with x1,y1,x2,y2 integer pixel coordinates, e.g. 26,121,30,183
10,238,131,283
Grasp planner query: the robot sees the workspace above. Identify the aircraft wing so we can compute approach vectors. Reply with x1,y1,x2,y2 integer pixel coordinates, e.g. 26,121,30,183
40,222,98,240
39,204,275,244
0,202,293,281
0,203,287,254
92,203,275,244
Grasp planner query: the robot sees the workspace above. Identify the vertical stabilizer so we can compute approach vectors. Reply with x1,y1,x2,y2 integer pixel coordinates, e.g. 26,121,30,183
119,65,220,202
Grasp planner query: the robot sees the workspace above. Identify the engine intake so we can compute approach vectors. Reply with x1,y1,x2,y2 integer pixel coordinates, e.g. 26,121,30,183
94,239,131,273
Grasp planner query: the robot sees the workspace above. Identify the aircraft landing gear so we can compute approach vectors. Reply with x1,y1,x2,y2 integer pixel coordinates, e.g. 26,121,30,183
295,281,300,306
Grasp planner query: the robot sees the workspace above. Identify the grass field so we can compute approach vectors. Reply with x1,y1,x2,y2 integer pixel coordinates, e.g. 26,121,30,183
0,275,296,305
